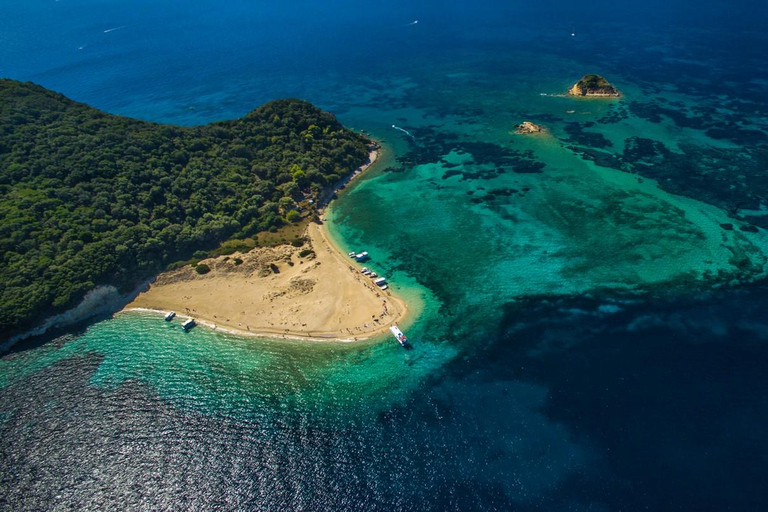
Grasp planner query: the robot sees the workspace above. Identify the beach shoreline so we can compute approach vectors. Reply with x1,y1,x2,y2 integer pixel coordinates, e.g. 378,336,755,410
125,145,411,343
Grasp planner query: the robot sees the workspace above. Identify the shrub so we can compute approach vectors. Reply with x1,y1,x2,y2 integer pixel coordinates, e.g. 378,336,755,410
286,210,301,223
195,263,211,275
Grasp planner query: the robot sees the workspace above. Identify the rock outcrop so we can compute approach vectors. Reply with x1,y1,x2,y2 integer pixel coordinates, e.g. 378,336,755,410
515,121,544,134
568,74,620,97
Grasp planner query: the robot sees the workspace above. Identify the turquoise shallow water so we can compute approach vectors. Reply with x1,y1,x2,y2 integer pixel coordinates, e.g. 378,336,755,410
3,1,768,509
0,311,453,418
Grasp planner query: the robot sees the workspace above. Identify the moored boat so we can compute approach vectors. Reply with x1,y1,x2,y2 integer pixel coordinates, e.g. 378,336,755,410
389,325,408,347
181,318,196,331
165,311,176,322
355,251,369,262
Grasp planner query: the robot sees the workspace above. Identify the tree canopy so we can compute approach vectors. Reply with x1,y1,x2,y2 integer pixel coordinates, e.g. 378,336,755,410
0,79,370,338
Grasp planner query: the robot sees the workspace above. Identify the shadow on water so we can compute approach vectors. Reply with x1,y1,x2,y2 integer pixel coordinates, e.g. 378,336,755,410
1,312,114,359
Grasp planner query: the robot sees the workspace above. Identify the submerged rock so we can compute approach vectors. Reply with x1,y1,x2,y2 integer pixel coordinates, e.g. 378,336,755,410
568,74,621,97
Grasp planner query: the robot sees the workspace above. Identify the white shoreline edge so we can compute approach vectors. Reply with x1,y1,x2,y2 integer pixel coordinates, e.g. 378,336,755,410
120,307,367,344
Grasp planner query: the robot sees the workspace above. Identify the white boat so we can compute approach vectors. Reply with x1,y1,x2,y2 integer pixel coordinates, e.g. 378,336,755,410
374,277,387,287
348,251,356,258
389,325,408,346
369,272,378,278
164,311,176,322
361,267,371,275
181,318,196,331
355,251,369,262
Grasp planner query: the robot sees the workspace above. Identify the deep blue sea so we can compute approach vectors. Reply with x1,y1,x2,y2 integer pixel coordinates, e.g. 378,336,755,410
3,1,768,510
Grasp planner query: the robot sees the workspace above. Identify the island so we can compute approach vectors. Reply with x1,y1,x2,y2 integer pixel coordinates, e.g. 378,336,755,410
0,79,405,344
568,74,621,97
515,121,544,134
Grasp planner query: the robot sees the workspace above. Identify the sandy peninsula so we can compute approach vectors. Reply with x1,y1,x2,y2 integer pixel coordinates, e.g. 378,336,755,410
126,149,409,342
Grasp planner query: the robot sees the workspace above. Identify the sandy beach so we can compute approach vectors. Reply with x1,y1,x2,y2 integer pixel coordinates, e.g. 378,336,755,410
126,148,409,342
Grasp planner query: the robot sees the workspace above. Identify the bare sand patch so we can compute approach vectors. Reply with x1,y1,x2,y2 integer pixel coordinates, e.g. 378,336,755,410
127,221,408,342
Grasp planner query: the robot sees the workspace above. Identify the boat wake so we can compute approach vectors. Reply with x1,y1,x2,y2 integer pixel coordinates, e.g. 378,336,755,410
103,25,127,34
392,124,415,140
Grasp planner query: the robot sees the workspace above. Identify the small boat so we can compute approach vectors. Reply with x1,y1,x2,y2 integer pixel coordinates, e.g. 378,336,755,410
361,267,371,275
348,251,356,258
181,318,196,331
374,277,387,287
369,272,378,278
380,285,388,290
390,325,408,347
355,251,370,262
165,311,176,322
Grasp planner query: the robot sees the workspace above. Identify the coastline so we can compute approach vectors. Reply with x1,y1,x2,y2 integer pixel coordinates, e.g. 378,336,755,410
125,145,412,343
1,280,153,354
317,142,380,209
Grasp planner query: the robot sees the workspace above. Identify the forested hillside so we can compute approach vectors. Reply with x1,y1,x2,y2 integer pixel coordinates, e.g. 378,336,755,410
0,79,369,338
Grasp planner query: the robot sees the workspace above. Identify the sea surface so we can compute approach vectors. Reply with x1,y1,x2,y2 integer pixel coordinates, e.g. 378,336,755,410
3,1,768,509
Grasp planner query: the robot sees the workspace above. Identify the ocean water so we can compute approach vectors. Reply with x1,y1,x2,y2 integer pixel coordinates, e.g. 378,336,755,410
3,1,768,509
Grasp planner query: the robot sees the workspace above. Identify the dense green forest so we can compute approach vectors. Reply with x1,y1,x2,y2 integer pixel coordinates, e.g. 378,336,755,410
0,79,370,338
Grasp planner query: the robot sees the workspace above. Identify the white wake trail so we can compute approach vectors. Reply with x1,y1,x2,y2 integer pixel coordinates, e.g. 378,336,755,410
392,125,415,139
104,25,127,34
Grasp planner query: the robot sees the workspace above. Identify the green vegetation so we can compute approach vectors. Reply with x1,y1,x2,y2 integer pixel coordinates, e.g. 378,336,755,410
580,74,611,88
256,217,311,247
285,209,301,223
209,238,258,257
0,79,370,337
194,263,211,275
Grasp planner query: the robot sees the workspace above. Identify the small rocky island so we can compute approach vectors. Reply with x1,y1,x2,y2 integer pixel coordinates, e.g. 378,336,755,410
568,74,621,97
515,121,544,134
